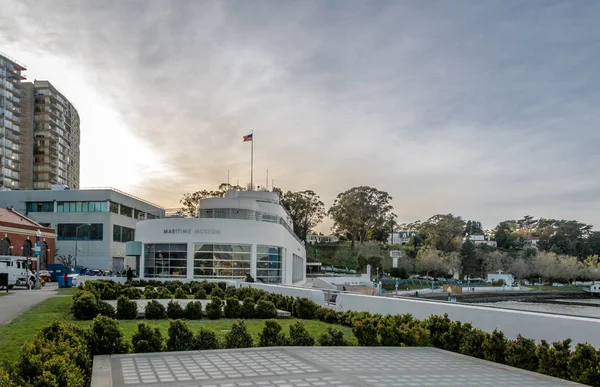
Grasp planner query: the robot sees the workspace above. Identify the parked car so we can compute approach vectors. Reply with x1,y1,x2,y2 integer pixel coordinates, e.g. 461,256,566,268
38,270,52,282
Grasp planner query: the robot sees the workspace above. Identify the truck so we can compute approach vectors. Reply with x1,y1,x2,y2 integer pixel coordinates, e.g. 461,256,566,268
0,256,38,290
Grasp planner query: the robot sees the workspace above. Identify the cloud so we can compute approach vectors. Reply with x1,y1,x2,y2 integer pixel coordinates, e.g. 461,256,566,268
1,0,600,230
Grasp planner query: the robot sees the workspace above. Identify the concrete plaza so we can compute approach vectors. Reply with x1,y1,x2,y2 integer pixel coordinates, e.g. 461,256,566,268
91,347,582,387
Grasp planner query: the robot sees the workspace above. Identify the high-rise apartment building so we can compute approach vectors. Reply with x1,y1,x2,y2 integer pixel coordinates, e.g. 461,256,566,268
0,52,80,191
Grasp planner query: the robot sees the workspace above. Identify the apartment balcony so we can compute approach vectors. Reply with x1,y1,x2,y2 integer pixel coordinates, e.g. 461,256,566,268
3,162,22,172
5,132,23,144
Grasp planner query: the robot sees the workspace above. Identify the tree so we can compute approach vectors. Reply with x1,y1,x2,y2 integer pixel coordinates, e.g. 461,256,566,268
584,255,600,283
178,183,245,217
461,239,478,278
480,250,509,275
328,186,394,248
463,220,484,236
443,252,462,277
279,190,326,241
56,254,74,268
493,221,518,249
418,214,465,253
510,258,529,282
415,248,447,276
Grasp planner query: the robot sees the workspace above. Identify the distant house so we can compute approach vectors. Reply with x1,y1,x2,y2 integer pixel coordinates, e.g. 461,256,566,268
465,234,497,248
524,237,540,250
306,234,339,244
487,273,515,286
387,231,417,245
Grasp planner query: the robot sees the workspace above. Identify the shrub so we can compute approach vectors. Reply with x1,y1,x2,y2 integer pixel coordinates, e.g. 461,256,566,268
184,301,203,320
145,300,167,319
190,282,201,294
97,300,116,318
165,281,183,293
144,289,159,299
181,283,191,293
166,320,195,352
292,298,318,319
217,281,227,290
256,300,278,319
316,308,339,324
505,335,539,372
71,291,100,320
144,286,155,297
158,287,173,299
482,329,508,364
376,314,429,347
458,327,489,359
288,321,315,346
242,298,256,318
194,289,207,299
201,281,214,294
318,328,350,346
206,297,223,320
132,323,164,353
259,319,287,347
353,317,380,346
424,315,470,352
225,320,254,348
536,339,571,380
123,286,143,300
567,343,600,385
210,286,225,300
193,327,221,350
225,286,237,298
116,296,138,320
174,288,188,299
166,300,185,319
87,315,129,355
224,297,242,318
35,321,91,376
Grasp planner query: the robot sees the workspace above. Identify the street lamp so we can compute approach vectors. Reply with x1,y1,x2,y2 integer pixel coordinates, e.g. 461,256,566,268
34,230,41,290
75,224,91,271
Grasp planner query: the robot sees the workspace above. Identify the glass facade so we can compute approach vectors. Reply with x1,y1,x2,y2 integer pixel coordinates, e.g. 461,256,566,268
200,208,258,220
57,201,108,212
57,223,103,241
113,225,135,243
193,243,251,279
144,244,187,278
292,254,304,283
256,245,282,284
26,202,54,212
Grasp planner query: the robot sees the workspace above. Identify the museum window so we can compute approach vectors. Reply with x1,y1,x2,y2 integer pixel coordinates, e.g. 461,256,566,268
26,202,54,213
256,245,282,284
144,243,187,278
113,225,135,243
193,243,251,279
292,254,304,283
57,223,103,241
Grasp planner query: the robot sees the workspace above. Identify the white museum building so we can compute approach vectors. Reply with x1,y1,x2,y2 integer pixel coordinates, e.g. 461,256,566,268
128,190,306,285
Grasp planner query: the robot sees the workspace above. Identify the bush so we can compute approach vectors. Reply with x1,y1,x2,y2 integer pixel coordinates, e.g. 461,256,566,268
482,329,508,364
256,300,278,319
166,300,185,319
166,320,195,352
193,327,221,350
505,335,539,372
206,297,223,320
242,298,256,318
145,300,167,319
424,314,470,352
194,289,207,299
157,288,173,299
116,296,138,320
71,291,101,320
87,315,129,355
132,323,164,353
458,327,489,359
353,317,380,346
318,328,350,346
35,321,91,376
292,298,318,319
536,339,571,380
225,320,254,348
190,282,202,295
224,297,242,319
376,314,429,347
288,321,315,346
123,286,143,300
184,301,203,320
97,300,116,318
201,281,214,294
181,283,191,293
144,289,159,299
259,320,287,347
165,281,183,293
174,288,188,299
225,286,237,298
567,343,600,385
210,286,225,300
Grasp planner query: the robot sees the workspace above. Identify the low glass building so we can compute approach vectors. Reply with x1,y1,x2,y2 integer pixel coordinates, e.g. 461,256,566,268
132,190,306,285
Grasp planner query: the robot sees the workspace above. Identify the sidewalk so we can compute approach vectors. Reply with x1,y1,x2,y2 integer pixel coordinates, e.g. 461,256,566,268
0,284,58,325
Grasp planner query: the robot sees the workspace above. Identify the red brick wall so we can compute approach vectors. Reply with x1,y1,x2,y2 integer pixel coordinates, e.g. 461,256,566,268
0,224,56,268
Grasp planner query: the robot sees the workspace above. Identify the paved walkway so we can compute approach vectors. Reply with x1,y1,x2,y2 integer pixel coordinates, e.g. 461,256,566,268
0,283,58,325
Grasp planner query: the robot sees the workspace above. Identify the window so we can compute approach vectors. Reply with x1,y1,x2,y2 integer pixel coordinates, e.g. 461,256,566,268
113,225,135,243
120,204,133,217
57,223,103,241
26,202,54,212
193,243,251,279
109,201,119,214
293,254,305,283
256,245,282,284
57,201,107,212
144,244,187,278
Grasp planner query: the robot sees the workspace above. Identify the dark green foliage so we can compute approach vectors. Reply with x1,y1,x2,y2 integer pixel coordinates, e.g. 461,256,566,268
132,323,164,353
316,308,339,324
87,315,129,355
144,300,167,319
352,317,379,346
242,298,256,318
566,343,600,385
123,286,143,300
157,287,173,299
184,301,203,320
144,288,159,299
259,319,287,347
193,327,221,350
292,298,318,319
536,339,571,379
181,283,191,293
174,287,189,299
458,327,489,359
217,281,227,291
35,321,91,375
424,314,469,352
376,314,430,347
194,289,207,299
201,281,214,294
71,290,101,320
255,300,278,319
97,300,116,318
225,320,254,348
288,321,315,346
166,320,194,352
205,297,223,320
190,282,202,295
116,296,138,320
166,300,185,319
482,330,507,364
165,281,183,294
318,328,350,346
225,286,237,298
224,297,242,318
505,335,539,372
210,286,225,300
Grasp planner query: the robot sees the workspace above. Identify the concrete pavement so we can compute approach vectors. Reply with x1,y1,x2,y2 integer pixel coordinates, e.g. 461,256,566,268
0,283,58,325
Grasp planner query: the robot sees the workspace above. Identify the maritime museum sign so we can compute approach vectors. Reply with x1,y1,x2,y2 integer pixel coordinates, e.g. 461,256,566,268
163,228,221,235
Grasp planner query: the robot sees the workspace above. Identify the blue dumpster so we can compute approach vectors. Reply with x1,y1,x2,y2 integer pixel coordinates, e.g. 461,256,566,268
67,276,73,287
57,276,64,288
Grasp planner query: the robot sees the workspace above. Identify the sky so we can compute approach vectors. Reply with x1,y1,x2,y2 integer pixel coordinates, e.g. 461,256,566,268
1,0,600,232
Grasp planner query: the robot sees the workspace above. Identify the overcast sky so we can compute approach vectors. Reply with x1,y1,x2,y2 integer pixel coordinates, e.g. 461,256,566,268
2,0,599,232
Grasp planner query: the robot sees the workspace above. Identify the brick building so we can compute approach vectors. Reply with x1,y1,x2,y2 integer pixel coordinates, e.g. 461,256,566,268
0,207,56,269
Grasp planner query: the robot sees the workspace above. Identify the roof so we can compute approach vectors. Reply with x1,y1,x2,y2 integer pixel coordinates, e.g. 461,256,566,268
0,208,43,228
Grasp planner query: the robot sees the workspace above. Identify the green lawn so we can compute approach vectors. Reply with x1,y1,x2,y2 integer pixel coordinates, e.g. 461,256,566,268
0,296,356,361
56,287,78,295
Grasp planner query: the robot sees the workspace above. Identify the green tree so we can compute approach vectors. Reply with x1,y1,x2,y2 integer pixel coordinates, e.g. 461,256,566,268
278,190,326,241
328,186,394,248
463,220,484,236
178,183,245,217
493,220,518,249
419,214,465,253
461,239,478,277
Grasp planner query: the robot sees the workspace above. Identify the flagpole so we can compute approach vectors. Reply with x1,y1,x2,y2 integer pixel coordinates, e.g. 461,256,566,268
250,130,254,190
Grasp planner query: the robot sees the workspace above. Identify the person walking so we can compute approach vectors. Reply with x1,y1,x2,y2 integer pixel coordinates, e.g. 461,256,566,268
126,267,133,282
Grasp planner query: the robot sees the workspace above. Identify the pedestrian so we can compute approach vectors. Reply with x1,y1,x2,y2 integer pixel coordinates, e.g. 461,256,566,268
126,267,133,282
63,273,69,288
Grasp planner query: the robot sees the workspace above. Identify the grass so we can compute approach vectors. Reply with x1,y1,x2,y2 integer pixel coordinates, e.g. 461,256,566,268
524,285,587,291
56,287,78,295
0,296,356,361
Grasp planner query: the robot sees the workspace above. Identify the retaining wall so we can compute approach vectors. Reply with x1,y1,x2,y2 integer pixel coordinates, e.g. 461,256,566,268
240,283,325,306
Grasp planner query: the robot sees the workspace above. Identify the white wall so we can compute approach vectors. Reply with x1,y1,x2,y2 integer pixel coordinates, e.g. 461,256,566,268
240,283,325,305
336,294,600,347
